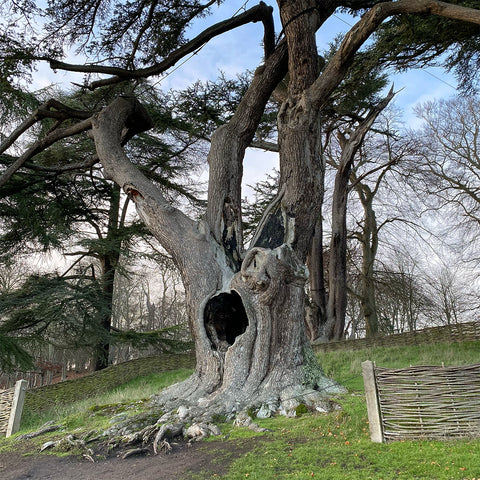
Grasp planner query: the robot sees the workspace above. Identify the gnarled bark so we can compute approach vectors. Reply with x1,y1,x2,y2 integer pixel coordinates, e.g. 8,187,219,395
92,95,342,422
86,0,480,432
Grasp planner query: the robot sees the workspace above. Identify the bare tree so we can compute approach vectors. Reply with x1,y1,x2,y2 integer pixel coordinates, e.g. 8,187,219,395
317,88,395,341
0,259,29,293
375,248,435,333
409,96,480,264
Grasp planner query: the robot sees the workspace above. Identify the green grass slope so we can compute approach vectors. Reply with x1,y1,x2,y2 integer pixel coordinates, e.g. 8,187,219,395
2,341,480,479
320,340,480,391
24,353,195,413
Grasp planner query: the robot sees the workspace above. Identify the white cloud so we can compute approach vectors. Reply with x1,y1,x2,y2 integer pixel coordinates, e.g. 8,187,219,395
243,148,278,199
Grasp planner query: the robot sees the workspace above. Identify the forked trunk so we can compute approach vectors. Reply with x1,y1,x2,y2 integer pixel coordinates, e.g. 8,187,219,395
91,0,347,419
92,96,342,419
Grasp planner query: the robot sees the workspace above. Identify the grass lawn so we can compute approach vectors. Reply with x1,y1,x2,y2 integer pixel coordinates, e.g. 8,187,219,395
202,394,479,479
2,341,480,479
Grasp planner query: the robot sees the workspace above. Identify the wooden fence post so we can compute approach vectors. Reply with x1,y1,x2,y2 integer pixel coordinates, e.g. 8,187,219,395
362,361,384,443
6,379,28,438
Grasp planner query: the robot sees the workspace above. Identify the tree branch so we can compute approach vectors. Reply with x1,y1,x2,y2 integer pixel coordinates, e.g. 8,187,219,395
0,99,93,156
307,0,480,110
206,41,288,265
24,156,99,173
250,139,279,152
91,96,197,257
338,85,395,173
0,117,93,189
48,2,276,90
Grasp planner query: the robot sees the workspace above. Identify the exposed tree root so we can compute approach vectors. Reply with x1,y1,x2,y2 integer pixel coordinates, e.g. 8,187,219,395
152,423,183,454
16,422,62,441
121,447,150,459
23,370,345,460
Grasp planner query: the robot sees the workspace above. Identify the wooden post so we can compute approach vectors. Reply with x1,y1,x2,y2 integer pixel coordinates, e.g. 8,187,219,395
6,379,28,438
362,360,384,443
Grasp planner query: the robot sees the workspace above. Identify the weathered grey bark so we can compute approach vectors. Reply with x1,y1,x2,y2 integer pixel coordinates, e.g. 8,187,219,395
349,125,399,338
85,0,480,417
306,217,326,341
92,96,340,418
353,182,380,337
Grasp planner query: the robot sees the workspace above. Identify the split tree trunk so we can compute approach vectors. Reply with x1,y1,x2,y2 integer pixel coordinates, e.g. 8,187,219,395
355,183,380,337
78,0,480,421
89,0,351,416
91,91,341,418
320,90,394,342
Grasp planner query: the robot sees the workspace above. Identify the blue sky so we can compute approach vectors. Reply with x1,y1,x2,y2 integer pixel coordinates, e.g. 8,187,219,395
32,0,461,195
34,0,459,125
151,1,460,192
19,0,466,276
161,2,459,99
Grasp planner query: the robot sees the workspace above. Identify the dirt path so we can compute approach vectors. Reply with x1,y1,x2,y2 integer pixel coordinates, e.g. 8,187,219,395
0,440,240,480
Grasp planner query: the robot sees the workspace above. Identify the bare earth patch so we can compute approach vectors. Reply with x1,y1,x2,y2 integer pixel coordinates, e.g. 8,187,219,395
0,438,254,480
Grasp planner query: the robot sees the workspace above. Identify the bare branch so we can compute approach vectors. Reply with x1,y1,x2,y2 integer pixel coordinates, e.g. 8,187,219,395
339,86,396,172
0,99,93,156
0,117,93,189
250,139,279,152
91,96,197,256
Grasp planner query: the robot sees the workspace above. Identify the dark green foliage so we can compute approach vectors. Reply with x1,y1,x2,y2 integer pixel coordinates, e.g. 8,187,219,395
0,273,110,350
369,1,480,93
43,0,219,67
0,271,191,370
0,83,206,370
321,36,389,127
0,29,37,88
169,71,279,147
0,334,34,372
171,73,248,136
0,170,78,256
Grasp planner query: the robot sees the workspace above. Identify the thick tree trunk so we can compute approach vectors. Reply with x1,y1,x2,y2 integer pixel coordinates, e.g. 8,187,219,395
92,96,343,419
156,244,340,416
324,167,350,341
356,184,379,337
89,0,363,420
321,90,394,341
306,217,326,341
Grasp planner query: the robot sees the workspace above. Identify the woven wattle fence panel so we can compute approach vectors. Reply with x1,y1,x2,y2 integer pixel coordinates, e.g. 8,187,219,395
312,321,480,353
375,363,480,441
0,387,15,436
